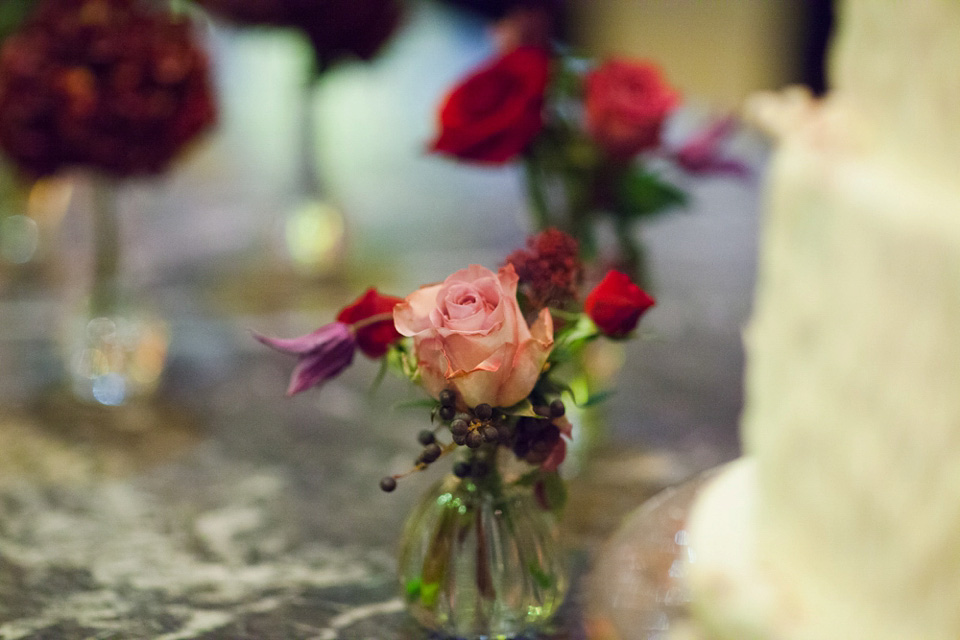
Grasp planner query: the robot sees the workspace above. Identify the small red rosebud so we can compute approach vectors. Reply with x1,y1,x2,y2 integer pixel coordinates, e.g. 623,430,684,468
585,270,655,338
336,288,404,358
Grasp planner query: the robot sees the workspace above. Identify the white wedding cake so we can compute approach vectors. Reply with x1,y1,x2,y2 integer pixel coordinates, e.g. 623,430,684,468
682,1,960,639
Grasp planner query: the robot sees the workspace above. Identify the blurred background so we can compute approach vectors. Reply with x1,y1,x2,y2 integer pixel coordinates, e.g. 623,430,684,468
0,0,834,635
0,0,832,447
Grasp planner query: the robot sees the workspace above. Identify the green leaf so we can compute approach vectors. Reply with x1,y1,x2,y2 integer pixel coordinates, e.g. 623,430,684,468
391,398,437,412
420,581,440,608
577,389,615,408
548,307,583,323
616,169,688,220
500,399,538,418
529,563,555,590
549,314,601,367
557,313,600,344
368,355,390,395
513,469,542,487
385,342,420,383
404,578,422,601
540,472,568,513
533,376,573,398
0,0,40,43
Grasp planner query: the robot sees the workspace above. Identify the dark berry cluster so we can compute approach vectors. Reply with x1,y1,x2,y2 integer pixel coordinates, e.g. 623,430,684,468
380,389,568,492
512,402,564,465
196,0,402,72
0,0,216,177
505,228,581,311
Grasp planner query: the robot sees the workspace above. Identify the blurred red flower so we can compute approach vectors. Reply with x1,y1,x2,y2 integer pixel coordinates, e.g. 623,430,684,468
585,59,679,160
430,46,551,164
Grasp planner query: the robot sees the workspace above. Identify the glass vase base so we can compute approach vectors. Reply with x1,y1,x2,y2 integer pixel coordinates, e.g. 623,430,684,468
399,474,569,640
63,304,169,407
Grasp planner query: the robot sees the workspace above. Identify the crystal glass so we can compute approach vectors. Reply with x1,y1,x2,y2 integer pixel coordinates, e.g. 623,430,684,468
62,175,169,406
397,455,568,639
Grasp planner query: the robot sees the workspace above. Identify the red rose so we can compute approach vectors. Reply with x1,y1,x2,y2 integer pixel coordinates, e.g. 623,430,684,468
336,288,404,358
430,46,550,164
585,59,679,160
585,270,655,337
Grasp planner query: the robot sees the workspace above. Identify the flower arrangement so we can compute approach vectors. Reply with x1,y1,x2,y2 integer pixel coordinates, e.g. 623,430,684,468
257,228,653,498
429,7,748,286
257,228,654,635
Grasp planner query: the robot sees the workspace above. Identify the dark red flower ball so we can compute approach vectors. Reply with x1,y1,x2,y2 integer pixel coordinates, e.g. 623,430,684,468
430,46,551,164
585,269,655,337
336,288,404,358
0,0,216,178
505,228,581,310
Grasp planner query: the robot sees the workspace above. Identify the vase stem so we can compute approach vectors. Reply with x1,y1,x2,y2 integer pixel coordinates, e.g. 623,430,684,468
90,175,121,316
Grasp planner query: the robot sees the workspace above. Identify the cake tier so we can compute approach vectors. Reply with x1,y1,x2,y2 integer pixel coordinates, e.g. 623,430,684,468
736,95,960,639
830,0,960,179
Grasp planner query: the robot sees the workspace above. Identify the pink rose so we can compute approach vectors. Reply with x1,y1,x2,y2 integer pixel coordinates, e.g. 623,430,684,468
394,264,554,409
585,59,680,160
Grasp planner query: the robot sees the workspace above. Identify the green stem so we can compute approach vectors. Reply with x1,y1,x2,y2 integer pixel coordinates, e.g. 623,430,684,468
419,506,456,609
297,78,322,198
474,502,496,601
613,216,650,289
90,175,121,317
564,167,597,261
523,154,552,231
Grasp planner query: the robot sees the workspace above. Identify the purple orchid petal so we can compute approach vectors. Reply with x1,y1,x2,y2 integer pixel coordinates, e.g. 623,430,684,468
253,322,352,355
698,157,752,178
253,322,358,396
285,334,356,396
672,115,752,178
690,115,738,147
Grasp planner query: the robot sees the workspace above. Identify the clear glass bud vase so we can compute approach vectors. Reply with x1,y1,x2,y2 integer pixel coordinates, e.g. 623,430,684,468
397,457,568,639
62,175,169,406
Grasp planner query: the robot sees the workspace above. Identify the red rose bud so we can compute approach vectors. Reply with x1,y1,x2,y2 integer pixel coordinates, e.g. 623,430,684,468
336,288,404,358
430,46,550,164
585,270,655,337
